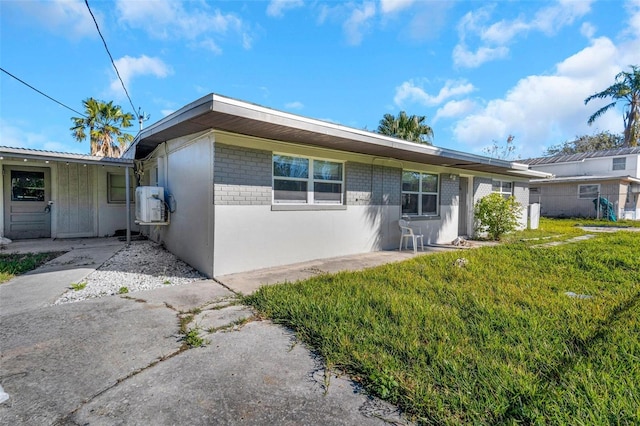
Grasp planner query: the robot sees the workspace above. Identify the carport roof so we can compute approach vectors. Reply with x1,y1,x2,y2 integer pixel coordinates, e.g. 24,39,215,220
127,93,548,179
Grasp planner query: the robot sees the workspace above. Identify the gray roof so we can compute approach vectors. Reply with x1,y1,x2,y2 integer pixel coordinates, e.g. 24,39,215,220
128,93,548,179
531,175,640,184
0,146,133,166
522,147,640,166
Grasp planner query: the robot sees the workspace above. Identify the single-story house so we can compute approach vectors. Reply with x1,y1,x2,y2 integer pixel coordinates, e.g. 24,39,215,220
522,147,640,220
124,93,547,277
0,147,137,239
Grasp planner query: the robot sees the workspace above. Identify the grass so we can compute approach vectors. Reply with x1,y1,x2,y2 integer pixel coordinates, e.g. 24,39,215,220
0,251,64,283
70,281,87,291
245,219,640,424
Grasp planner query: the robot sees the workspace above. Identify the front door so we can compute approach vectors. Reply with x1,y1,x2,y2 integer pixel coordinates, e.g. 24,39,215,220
458,177,469,236
3,166,52,239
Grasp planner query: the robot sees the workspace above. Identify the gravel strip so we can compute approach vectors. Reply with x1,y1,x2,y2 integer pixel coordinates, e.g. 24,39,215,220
54,240,206,305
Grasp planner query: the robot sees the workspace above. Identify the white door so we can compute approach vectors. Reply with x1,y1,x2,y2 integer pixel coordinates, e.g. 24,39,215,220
3,166,52,239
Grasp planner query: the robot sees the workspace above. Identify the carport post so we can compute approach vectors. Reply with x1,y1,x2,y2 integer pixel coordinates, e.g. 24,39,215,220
125,166,131,246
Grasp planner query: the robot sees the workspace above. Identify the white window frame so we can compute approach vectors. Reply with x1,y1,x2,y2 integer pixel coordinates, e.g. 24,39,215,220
107,172,134,204
612,157,626,171
578,184,600,199
272,154,344,205
492,180,513,199
401,170,440,217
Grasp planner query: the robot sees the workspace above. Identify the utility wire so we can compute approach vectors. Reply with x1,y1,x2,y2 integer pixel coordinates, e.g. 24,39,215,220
85,0,137,115
0,67,87,117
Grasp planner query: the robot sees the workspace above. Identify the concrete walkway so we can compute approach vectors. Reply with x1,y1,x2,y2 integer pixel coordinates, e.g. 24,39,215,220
216,245,460,295
0,239,417,425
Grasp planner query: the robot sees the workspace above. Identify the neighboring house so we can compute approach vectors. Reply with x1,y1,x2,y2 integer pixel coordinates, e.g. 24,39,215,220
124,93,546,277
522,148,640,220
0,147,137,239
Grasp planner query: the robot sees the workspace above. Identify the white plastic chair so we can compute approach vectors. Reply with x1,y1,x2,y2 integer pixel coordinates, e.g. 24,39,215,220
398,219,424,254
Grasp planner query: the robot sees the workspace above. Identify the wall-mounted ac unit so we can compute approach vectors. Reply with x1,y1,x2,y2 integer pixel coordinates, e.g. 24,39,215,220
135,186,166,224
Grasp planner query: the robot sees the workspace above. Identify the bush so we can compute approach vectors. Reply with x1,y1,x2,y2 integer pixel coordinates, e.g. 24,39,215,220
474,193,522,240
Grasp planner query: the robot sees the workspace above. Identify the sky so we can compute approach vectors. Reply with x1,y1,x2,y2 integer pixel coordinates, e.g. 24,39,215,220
1,0,639,160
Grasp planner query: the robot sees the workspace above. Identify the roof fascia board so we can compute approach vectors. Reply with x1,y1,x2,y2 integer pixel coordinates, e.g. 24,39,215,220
132,93,545,178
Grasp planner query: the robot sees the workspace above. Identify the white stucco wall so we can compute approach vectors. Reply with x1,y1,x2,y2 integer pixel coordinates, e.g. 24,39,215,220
532,154,640,178
134,130,531,277
140,134,215,276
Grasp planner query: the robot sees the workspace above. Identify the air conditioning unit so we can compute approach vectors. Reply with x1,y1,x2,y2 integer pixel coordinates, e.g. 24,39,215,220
135,186,166,223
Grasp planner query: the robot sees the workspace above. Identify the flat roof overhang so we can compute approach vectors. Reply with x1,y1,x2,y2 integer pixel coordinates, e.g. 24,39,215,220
129,94,548,179
0,146,133,167
532,175,640,184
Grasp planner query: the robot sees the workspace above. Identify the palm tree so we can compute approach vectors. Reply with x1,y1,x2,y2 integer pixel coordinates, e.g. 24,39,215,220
377,111,434,144
585,65,640,147
71,98,134,157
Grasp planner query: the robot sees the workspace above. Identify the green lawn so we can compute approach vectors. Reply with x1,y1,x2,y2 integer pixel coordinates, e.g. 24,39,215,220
246,219,640,424
0,251,64,283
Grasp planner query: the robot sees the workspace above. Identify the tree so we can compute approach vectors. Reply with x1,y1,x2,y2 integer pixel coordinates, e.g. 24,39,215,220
377,111,434,144
70,98,134,157
474,193,522,240
545,131,624,156
585,65,640,147
482,134,519,160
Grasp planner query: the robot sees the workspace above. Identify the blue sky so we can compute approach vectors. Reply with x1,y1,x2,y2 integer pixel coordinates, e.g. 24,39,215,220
1,0,639,159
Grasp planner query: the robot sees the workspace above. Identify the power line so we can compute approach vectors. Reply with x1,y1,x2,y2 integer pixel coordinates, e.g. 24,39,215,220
85,0,137,115
0,67,87,117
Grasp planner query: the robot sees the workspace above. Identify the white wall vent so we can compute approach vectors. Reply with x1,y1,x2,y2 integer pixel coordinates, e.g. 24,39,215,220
135,186,167,224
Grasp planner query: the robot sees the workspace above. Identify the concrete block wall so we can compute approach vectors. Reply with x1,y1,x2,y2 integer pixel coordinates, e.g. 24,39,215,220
372,165,401,205
440,175,458,206
346,162,373,206
473,177,492,204
214,144,272,206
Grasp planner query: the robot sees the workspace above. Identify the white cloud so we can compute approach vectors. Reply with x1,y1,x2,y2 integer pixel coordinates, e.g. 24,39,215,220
343,2,376,45
434,99,478,122
267,0,304,18
285,101,304,110
452,44,509,68
116,0,251,50
451,36,627,158
580,22,596,38
625,0,640,38
109,55,172,97
8,0,96,38
0,119,83,154
380,0,414,14
454,1,593,68
394,80,475,107
198,39,223,55
160,109,175,118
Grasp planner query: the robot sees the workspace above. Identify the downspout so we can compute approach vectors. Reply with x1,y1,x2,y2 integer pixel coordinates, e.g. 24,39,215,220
125,165,131,246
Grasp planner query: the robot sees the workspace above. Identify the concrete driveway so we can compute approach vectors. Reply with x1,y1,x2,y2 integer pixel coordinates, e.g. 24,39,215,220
0,240,414,425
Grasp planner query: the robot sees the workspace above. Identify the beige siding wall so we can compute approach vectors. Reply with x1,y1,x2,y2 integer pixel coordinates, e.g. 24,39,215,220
56,163,95,237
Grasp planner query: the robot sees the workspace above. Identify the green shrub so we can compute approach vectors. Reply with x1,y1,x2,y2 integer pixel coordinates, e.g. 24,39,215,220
474,192,522,240
118,286,129,294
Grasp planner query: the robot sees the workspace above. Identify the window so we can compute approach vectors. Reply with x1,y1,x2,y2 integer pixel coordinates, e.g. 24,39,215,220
272,155,343,204
492,180,513,199
612,157,626,171
578,184,599,199
108,173,134,203
11,170,45,201
530,187,540,194
401,171,439,216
